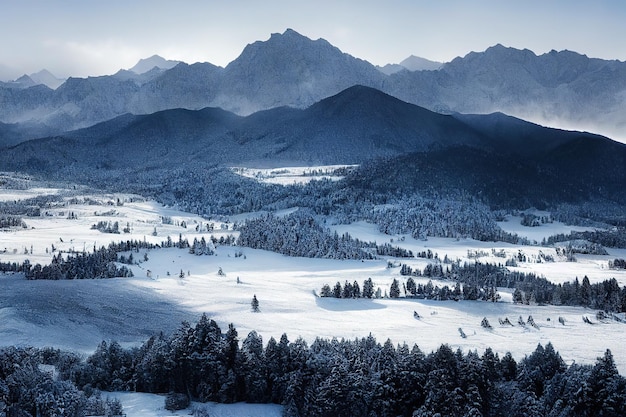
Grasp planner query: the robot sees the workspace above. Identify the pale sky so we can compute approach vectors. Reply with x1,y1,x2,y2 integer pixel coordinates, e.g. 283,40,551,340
1,0,625,80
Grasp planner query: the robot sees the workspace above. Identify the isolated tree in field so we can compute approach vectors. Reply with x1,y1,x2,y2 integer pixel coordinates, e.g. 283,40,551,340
251,294,260,312
390,278,401,298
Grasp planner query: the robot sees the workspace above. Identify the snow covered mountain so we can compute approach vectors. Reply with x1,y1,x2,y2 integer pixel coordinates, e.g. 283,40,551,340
385,44,626,141
128,54,181,74
378,55,442,74
1,30,625,143
29,69,65,89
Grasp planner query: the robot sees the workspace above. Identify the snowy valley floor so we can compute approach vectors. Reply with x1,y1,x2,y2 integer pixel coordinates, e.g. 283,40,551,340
2,187,626,415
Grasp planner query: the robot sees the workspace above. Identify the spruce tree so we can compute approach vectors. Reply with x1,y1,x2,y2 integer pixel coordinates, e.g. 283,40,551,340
251,295,260,312
390,278,401,298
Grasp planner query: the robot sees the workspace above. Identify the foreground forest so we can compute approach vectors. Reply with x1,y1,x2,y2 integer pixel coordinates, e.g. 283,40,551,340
2,315,625,417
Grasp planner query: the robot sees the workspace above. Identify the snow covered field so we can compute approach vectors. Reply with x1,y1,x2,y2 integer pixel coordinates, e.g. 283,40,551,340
111,392,282,417
231,165,357,185
2,185,626,415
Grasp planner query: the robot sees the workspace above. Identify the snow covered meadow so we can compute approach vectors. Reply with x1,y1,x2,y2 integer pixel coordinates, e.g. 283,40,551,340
2,183,626,415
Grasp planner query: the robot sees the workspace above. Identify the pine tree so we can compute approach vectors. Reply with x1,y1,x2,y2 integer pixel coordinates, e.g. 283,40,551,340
320,284,332,297
332,281,342,298
390,278,401,298
251,295,260,312
581,275,592,307
362,278,374,298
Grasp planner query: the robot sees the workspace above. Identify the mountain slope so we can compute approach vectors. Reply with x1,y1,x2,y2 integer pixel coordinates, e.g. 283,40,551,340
386,45,626,140
1,85,624,209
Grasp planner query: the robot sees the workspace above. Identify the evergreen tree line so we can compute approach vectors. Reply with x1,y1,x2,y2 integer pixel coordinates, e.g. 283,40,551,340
49,315,626,417
0,197,45,217
400,261,626,312
90,221,121,234
6,234,236,280
236,210,376,260
335,195,528,243
0,346,124,417
23,246,134,280
0,260,27,273
546,228,626,249
0,215,26,229
319,262,626,312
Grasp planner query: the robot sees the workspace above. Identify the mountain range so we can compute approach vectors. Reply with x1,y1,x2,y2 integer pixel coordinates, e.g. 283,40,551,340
1,29,625,144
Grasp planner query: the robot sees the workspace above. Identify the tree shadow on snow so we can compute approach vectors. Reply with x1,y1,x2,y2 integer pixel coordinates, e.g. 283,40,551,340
315,296,386,311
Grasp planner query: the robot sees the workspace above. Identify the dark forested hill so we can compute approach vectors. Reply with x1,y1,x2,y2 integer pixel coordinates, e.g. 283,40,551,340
1,85,624,209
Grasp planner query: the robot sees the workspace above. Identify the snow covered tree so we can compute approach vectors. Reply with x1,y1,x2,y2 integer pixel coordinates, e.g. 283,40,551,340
332,281,342,298
320,284,332,297
390,278,401,298
251,295,260,312
406,276,417,296
362,278,374,299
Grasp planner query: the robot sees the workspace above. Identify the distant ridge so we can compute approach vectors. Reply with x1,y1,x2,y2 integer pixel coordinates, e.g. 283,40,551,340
378,55,442,75
29,69,65,89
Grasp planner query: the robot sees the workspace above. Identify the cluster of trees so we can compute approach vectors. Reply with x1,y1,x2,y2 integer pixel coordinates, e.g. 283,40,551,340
320,276,498,303
348,196,527,243
319,259,626,312
609,259,626,270
520,213,552,227
236,210,375,260
546,229,626,249
23,246,133,280
90,220,121,234
554,201,626,229
50,315,626,417
435,260,626,312
189,236,215,256
320,278,377,299
0,346,124,417
552,276,625,312
376,243,413,258
0,260,27,273
0,195,49,216
0,215,25,229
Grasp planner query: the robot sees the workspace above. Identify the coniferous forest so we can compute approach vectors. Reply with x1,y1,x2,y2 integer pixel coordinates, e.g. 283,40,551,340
1,315,624,417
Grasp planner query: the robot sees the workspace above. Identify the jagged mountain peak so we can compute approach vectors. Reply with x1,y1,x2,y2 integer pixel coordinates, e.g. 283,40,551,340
228,28,338,69
15,74,36,85
129,55,181,74
399,55,442,71
29,69,65,89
